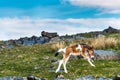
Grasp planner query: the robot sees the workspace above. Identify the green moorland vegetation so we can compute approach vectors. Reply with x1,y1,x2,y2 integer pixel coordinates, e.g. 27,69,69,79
0,41,4,45
0,34,120,79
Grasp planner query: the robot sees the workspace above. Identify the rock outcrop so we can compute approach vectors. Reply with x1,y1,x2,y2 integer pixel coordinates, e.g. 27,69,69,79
94,50,120,60
41,31,59,39
0,31,59,48
103,26,120,34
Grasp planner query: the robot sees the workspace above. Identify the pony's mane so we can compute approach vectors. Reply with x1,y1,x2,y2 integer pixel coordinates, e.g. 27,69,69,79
80,43,93,50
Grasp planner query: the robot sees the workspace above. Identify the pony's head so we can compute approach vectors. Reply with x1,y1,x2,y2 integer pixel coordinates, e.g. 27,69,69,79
88,49,95,60
81,43,95,60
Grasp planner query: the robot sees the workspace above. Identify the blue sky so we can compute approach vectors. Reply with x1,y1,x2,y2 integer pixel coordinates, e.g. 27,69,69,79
0,0,120,40
0,0,99,18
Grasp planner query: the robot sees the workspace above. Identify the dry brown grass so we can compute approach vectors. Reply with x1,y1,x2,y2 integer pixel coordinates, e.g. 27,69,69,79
90,36,119,49
105,37,117,48
90,36,106,49
51,41,66,50
51,36,120,50
51,40,81,50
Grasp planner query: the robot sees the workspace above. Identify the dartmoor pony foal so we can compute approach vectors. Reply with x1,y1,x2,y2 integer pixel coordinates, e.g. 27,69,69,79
55,43,95,73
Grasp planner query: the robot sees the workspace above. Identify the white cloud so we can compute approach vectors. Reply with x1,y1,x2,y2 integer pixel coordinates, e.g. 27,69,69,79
0,17,120,40
64,0,120,14
65,0,120,9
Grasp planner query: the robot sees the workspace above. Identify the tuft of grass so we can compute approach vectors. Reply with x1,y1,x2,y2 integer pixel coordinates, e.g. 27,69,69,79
90,36,120,50
51,41,65,51
90,36,106,49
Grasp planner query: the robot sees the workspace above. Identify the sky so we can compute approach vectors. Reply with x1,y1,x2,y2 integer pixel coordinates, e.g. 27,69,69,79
1,0,120,40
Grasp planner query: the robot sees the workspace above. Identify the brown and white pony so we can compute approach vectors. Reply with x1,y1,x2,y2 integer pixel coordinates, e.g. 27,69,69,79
55,43,95,73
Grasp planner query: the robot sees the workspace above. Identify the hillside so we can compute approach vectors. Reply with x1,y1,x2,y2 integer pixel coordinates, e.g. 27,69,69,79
75,26,120,38
0,27,120,79
0,43,120,79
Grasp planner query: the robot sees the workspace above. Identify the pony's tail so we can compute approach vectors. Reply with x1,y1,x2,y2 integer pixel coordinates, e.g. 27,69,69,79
55,48,64,57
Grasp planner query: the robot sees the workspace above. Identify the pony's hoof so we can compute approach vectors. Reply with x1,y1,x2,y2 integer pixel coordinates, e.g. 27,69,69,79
65,71,68,73
92,65,95,67
55,70,59,73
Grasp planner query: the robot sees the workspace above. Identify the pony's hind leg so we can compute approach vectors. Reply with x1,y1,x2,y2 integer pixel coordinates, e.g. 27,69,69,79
63,55,70,73
56,60,63,73
63,61,67,73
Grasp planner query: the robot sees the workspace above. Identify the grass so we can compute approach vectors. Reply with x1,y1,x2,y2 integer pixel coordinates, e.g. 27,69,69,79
0,43,120,79
105,33,120,38
0,41,4,45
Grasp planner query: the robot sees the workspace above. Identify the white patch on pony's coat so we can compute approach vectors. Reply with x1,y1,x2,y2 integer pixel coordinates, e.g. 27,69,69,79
76,44,82,51
58,48,66,53
91,55,94,58
63,48,66,53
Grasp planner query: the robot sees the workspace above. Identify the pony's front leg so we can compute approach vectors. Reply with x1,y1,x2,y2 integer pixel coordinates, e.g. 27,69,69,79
87,56,95,67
